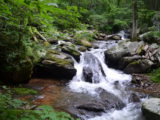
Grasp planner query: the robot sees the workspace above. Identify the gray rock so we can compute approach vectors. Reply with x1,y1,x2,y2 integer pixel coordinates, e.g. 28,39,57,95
142,98,160,120
105,41,145,69
83,53,105,83
55,88,125,119
83,67,93,83
124,59,153,74
119,55,143,69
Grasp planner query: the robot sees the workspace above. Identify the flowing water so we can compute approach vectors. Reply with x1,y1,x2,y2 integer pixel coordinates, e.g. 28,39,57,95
69,40,145,120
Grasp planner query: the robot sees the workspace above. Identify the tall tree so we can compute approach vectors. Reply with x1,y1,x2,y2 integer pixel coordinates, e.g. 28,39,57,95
132,0,138,41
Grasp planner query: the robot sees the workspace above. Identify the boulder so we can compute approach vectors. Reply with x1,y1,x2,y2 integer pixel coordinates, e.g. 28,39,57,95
55,88,125,119
61,45,81,62
83,53,105,83
124,59,153,74
119,55,143,69
33,49,76,79
128,93,140,103
142,98,160,120
97,88,125,110
83,67,93,83
105,40,145,69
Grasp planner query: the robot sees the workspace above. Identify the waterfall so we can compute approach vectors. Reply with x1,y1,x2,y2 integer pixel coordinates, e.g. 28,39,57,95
69,40,144,120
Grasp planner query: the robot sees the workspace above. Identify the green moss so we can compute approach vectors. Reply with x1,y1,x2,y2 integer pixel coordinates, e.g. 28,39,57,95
46,53,72,66
148,68,160,83
47,49,60,55
62,46,80,56
13,88,38,95
130,60,140,65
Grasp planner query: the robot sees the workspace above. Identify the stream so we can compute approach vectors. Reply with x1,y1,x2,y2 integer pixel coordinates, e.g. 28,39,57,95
68,40,145,120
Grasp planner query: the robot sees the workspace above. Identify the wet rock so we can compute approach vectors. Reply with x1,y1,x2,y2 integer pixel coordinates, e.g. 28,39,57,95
83,67,93,83
83,53,105,83
96,33,107,40
97,88,126,110
129,93,140,103
76,103,105,112
55,88,125,119
34,49,76,79
142,98,160,120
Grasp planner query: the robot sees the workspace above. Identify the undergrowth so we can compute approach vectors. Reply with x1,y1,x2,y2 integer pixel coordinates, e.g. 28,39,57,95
148,68,160,83
0,86,79,120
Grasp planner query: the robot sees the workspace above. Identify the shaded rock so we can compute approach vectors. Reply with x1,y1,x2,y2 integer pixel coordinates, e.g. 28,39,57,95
83,67,93,83
97,88,125,110
119,55,142,69
129,93,140,103
142,98,160,120
47,38,58,44
34,49,76,79
83,53,105,83
0,60,33,84
76,103,105,112
124,59,153,74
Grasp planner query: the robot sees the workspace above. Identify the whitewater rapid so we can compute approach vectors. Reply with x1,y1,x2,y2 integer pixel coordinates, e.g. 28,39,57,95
69,40,144,120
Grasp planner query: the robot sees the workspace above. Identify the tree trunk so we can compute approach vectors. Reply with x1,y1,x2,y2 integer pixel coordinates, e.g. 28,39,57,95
131,0,138,41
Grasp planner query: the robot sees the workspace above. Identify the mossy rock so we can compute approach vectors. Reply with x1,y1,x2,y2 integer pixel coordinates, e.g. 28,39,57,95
61,46,81,62
45,52,73,67
78,46,87,52
124,59,153,74
34,49,76,79
80,39,92,48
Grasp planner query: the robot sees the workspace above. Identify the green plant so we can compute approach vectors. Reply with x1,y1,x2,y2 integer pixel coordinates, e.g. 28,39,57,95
148,68,160,83
0,86,79,120
13,87,38,95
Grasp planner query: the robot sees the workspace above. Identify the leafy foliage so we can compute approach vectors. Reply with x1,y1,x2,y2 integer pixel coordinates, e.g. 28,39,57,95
149,68,160,83
0,87,79,120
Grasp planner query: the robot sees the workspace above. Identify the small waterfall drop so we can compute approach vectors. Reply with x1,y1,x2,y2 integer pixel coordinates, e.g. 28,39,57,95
69,40,144,120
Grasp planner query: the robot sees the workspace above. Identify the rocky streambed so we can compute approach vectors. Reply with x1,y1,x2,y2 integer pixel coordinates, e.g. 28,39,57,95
21,32,160,120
